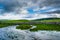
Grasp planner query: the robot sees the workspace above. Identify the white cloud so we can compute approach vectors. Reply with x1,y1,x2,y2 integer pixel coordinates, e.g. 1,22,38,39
0,13,60,20
0,0,60,20
27,13,60,20
0,12,28,20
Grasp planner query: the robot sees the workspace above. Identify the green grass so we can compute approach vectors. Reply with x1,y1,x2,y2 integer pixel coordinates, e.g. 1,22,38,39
0,18,60,31
0,18,60,23
30,24,60,31
0,24,13,28
0,20,29,23
41,19,60,22
16,24,32,30
0,20,30,28
16,24,60,31
35,18,60,22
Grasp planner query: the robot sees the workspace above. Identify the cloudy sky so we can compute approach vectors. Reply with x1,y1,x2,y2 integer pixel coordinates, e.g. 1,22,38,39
0,0,60,20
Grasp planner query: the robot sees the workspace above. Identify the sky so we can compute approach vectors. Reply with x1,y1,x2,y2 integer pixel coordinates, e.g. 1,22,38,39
0,0,60,20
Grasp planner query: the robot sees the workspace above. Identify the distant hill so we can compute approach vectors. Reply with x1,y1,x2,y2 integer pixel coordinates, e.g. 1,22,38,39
33,18,60,20
33,18,60,22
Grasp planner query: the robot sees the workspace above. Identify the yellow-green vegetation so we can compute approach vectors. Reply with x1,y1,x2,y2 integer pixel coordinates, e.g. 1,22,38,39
16,24,32,30
0,20,29,28
41,19,60,22
0,18,60,31
16,24,60,31
36,18,60,22
30,24,60,31
0,20,29,23
0,24,13,28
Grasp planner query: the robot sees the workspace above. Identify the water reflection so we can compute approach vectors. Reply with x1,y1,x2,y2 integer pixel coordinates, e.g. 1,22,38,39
0,25,60,40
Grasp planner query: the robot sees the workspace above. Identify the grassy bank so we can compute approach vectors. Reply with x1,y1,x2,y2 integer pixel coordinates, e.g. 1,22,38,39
30,24,60,31
0,23,16,28
0,24,11,28
16,24,32,30
0,20,29,28
16,24,60,31
0,22,60,31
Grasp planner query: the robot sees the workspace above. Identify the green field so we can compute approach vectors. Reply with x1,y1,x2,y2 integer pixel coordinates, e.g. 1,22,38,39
0,18,60,31
0,24,12,28
34,18,60,22
16,24,60,31
41,19,60,22
30,24,60,31
0,20,29,23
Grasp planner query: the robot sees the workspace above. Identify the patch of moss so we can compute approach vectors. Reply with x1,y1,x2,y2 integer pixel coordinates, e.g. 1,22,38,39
16,24,32,30
16,24,60,31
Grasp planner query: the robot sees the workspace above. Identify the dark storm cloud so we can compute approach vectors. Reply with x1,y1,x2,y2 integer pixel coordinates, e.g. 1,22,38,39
0,0,60,20
47,0,60,13
0,0,28,12
47,10,60,13
39,0,60,7
0,0,60,13
39,0,60,13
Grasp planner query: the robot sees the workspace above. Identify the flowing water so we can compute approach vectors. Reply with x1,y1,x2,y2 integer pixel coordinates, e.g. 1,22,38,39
0,25,60,40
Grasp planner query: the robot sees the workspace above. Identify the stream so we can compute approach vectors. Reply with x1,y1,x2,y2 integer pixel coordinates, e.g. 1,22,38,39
0,25,60,40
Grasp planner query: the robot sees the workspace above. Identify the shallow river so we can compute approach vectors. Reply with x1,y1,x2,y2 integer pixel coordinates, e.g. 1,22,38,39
0,25,60,40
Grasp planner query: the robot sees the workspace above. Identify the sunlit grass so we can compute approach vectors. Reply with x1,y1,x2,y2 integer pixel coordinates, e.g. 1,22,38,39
16,24,32,30
36,18,60,22
0,20,29,23
0,18,60,32
30,24,60,31
16,24,60,31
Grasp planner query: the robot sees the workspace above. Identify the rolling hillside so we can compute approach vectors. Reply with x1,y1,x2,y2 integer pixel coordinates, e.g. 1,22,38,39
33,18,60,22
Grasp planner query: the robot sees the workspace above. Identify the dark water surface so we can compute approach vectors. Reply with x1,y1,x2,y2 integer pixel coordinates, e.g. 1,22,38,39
0,25,60,40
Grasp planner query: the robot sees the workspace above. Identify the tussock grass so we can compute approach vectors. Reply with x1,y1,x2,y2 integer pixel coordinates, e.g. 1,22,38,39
16,24,60,31
30,24,60,31
16,24,32,30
